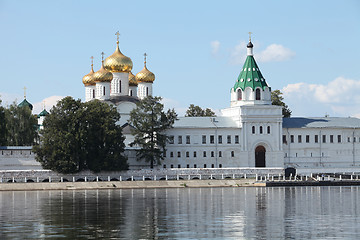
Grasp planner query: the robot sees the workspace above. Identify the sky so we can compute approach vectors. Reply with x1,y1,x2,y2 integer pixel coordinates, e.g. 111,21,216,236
0,0,359,117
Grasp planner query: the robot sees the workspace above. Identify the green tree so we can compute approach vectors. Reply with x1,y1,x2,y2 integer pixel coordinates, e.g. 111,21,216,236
0,99,7,145
271,90,292,118
129,96,177,168
5,102,38,146
185,104,216,117
33,97,127,173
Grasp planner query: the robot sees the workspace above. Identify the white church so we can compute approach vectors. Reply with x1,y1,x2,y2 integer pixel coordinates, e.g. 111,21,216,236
78,33,360,172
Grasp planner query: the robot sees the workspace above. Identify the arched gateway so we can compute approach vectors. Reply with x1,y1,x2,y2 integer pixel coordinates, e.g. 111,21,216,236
255,146,266,167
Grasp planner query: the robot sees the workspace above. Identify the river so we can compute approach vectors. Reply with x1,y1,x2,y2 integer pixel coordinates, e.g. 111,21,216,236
0,186,359,239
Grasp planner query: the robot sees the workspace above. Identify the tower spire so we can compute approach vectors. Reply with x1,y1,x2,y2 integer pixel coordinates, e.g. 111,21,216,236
248,32,252,42
144,53,147,67
23,86,27,99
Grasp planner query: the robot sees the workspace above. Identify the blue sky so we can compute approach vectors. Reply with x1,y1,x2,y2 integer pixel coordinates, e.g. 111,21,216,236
1,0,359,117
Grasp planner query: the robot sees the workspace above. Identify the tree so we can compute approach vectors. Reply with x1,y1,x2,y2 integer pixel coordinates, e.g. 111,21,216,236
129,96,177,168
33,97,127,173
0,99,7,146
5,102,38,146
185,104,216,117
271,90,292,118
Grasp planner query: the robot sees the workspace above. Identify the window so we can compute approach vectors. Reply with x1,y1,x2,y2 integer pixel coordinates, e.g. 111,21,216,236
354,137,357,143
202,135,206,144
322,135,326,143
235,135,239,144
267,126,270,134
119,80,122,93
178,164,181,168
306,135,310,143
218,135,222,144
211,164,215,168
193,151,197,157
219,164,222,168
285,153,287,157
169,136,174,144
227,135,231,144
203,151,207,157
231,151,235,157
260,126,263,134
177,151,181,157
255,88,261,100
163,165,166,168
298,135,302,143
178,136,182,144
170,152,174,157
170,164,174,168
92,89,95,98
187,164,189,168
338,135,342,143
283,135,287,144
237,89,242,100
103,86,106,96
129,89,133,96
204,164,207,168
163,151,166,157
186,151,189,158
211,151,214,157
290,135,294,143
330,135,334,143
315,135,318,143
219,151,222,157
252,126,255,134
146,87,149,96
210,135,215,144
186,135,190,144
194,164,197,168
348,137,351,143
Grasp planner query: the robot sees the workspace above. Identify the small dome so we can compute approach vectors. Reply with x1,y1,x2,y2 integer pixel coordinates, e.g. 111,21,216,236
18,98,33,110
129,71,138,86
93,62,113,83
82,65,95,86
136,66,155,83
104,41,133,73
247,41,253,48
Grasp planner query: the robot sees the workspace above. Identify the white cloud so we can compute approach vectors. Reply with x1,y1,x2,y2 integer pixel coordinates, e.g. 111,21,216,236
282,77,360,117
256,44,295,62
0,92,22,106
33,96,65,114
210,40,220,55
161,97,187,117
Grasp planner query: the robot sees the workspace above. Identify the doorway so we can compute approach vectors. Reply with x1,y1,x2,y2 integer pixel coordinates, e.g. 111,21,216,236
255,146,266,167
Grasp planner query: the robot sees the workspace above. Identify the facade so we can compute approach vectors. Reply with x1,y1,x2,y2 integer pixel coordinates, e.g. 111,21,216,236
78,35,360,171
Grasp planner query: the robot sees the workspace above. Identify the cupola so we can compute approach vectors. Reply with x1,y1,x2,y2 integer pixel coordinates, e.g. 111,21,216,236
93,53,113,83
135,53,155,83
129,71,138,86
82,56,96,86
104,32,133,73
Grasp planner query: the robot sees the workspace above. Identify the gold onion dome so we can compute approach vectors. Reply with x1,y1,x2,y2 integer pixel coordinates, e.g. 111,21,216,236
82,58,96,86
135,53,155,83
104,40,133,73
93,54,113,83
129,71,138,86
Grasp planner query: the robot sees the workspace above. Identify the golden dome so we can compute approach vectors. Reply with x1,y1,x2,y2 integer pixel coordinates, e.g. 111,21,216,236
135,54,155,83
82,65,95,86
93,61,113,83
104,41,133,73
129,71,138,86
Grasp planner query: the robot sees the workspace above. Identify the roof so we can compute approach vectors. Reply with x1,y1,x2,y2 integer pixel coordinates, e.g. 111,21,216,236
108,95,140,105
283,117,360,129
38,109,49,117
173,116,238,129
18,98,33,110
232,55,268,92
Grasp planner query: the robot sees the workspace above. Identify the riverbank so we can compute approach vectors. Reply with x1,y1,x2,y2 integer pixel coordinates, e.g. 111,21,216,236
0,179,263,191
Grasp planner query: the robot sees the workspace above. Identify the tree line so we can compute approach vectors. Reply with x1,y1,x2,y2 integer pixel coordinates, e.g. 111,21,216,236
0,99,38,146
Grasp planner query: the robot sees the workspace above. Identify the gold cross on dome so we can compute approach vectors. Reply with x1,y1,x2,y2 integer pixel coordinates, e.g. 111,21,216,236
248,32,252,42
23,86,27,99
90,56,94,65
144,53,147,66
115,31,120,41
101,52,105,62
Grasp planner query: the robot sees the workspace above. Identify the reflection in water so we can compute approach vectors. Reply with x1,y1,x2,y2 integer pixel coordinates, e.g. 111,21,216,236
0,187,360,239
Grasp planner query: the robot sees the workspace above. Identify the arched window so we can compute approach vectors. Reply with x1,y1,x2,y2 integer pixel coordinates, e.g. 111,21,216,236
260,126,263,134
252,126,255,134
92,89,95,98
267,126,271,134
119,80,122,93
255,88,261,100
146,87,149,96
103,86,106,96
130,90,133,96
237,89,242,100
